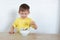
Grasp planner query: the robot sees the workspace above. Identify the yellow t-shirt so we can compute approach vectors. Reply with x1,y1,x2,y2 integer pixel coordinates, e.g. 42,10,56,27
13,17,32,31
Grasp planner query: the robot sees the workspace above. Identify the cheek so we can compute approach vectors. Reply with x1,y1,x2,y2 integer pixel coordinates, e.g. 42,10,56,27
19,12,29,17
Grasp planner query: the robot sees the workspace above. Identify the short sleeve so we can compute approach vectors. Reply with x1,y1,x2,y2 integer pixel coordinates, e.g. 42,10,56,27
12,18,19,28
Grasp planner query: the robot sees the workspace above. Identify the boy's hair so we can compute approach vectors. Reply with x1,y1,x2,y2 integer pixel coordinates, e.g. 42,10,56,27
19,3,30,12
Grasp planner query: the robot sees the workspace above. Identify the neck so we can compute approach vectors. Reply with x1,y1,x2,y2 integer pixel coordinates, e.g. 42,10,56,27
21,17,27,19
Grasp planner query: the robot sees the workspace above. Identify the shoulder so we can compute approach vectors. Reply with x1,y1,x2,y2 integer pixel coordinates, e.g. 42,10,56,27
27,17,32,19
27,17,32,20
14,17,20,21
27,17,35,22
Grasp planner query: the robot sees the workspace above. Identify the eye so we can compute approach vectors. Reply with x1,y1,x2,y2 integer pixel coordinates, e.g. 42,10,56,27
25,13,27,15
21,13,24,14
25,13,26,15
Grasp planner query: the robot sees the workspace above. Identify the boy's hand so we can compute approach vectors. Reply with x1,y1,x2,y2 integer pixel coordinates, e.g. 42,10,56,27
9,26,15,34
9,31,15,34
30,21,37,29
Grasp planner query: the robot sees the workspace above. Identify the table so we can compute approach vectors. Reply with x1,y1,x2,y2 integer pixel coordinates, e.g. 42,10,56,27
0,33,60,40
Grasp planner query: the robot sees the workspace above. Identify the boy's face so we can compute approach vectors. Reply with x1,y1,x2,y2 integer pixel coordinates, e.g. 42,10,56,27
19,10,30,18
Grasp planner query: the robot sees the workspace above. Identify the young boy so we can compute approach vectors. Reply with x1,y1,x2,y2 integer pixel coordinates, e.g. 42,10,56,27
9,3,37,34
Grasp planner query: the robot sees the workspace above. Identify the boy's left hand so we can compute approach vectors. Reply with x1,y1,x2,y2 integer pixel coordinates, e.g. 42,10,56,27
30,21,37,29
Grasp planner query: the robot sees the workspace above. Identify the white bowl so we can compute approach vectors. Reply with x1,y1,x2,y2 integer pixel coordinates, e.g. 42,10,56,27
20,29,30,36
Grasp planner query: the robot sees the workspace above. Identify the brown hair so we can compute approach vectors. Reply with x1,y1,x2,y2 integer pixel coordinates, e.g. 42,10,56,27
19,3,30,13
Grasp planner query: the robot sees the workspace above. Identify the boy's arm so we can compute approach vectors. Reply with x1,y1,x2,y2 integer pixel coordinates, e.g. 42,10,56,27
30,21,37,29
9,25,14,34
9,18,18,34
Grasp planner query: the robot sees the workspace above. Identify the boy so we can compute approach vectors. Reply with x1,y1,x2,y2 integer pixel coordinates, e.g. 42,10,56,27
9,3,37,34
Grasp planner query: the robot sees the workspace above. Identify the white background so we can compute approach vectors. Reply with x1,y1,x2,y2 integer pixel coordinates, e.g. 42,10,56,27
0,0,59,34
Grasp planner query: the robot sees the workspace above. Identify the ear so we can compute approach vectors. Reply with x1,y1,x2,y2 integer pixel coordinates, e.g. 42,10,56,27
28,11,30,14
29,11,30,13
18,11,20,14
18,11,19,13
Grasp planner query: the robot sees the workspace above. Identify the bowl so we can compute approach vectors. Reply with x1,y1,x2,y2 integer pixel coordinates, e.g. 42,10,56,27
19,28,30,36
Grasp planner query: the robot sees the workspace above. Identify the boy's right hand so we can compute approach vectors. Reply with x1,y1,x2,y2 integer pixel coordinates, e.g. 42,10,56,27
9,31,15,34
9,26,15,34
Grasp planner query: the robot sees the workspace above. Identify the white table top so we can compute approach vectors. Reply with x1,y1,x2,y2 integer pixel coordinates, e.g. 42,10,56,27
0,32,60,40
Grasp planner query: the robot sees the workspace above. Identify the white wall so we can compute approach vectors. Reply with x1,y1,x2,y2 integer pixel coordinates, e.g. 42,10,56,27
0,0,59,34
